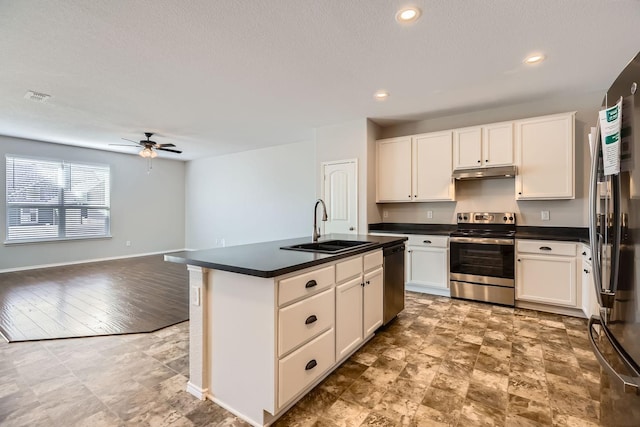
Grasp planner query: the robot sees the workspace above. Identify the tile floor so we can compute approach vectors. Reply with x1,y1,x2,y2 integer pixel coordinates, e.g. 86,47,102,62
0,292,604,426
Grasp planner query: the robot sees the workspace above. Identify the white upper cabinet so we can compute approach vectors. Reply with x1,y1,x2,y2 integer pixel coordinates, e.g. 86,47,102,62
453,126,483,169
376,132,454,202
376,136,412,202
483,122,514,167
413,131,455,201
453,123,514,169
515,112,575,200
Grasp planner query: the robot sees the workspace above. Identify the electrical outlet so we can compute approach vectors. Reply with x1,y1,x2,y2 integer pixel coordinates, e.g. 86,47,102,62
220,238,226,247
383,210,389,218
427,211,433,219
541,211,550,221
191,286,201,306
125,240,131,247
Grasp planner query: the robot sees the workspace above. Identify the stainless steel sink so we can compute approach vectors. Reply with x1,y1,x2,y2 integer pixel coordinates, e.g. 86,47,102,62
281,240,375,254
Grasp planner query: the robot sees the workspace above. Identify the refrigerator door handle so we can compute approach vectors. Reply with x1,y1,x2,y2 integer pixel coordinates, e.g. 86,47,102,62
609,173,622,295
588,316,640,394
589,122,606,307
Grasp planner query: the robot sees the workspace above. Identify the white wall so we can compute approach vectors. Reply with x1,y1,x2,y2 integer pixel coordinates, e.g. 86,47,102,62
315,119,371,233
185,140,316,249
375,92,602,227
0,135,186,271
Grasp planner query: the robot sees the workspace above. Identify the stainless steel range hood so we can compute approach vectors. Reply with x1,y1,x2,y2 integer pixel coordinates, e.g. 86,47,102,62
452,165,517,180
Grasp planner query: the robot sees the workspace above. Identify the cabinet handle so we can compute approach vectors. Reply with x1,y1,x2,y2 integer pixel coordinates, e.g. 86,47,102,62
584,269,590,274
517,259,521,262
518,192,522,195
408,195,411,199
305,280,317,289
361,282,365,287
414,194,417,198
305,359,317,370
477,160,481,163
539,246,552,251
366,280,370,285
582,251,587,256
485,159,488,162
305,315,318,325
423,240,432,244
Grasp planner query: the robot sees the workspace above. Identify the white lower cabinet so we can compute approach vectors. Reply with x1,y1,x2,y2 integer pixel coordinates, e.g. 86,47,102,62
406,235,450,296
363,267,383,337
516,240,578,307
278,327,335,406
335,253,383,362
580,244,599,318
336,276,364,360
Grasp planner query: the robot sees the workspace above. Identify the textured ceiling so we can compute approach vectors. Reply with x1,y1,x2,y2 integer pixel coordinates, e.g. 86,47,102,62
1,0,639,160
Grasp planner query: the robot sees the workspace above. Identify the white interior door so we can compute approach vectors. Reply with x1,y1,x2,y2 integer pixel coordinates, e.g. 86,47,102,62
322,160,358,235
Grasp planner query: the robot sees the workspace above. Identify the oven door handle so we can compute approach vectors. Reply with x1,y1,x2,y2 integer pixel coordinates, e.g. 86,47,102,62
450,237,514,245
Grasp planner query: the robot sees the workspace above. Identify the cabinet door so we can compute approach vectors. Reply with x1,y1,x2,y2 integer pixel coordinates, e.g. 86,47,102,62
515,113,575,199
376,137,412,202
413,131,455,201
363,267,383,338
581,260,599,317
453,126,482,169
335,276,363,361
407,247,448,289
516,254,577,307
483,122,513,167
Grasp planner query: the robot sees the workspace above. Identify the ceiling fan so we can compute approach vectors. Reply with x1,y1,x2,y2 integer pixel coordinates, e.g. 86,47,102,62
110,132,182,158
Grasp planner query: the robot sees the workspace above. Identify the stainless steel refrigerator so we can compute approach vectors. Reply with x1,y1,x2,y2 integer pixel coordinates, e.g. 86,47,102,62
589,52,640,425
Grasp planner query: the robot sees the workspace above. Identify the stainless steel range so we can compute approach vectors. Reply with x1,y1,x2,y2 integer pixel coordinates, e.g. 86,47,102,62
449,212,516,306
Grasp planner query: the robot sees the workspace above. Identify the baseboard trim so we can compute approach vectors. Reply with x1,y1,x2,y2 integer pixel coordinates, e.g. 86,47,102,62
186,382,208,400
0,248,187,273
515,300,586,318
406,283,451,297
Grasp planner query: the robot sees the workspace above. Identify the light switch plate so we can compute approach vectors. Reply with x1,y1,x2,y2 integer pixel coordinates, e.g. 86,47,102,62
383,210,389,218
541,211,550,221
427,211,433,219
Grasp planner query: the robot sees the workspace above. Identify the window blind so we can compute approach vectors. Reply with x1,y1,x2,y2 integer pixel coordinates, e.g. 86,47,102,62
5,155,111,243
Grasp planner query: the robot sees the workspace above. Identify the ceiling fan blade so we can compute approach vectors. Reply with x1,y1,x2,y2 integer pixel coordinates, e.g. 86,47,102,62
121,137,142,145
156,143,176,148
156,147,182,154
109,143,139,147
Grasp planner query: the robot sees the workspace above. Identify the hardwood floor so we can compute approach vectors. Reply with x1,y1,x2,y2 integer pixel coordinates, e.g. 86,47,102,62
0,255,189,342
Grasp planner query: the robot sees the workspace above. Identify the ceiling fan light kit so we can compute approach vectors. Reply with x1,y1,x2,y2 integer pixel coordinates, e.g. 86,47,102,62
109,132,182,173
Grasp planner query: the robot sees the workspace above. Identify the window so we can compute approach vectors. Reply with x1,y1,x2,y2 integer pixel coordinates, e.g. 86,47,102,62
5,155,111,243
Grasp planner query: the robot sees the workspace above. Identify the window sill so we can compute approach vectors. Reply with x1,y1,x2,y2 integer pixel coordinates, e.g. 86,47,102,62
4,235,113,246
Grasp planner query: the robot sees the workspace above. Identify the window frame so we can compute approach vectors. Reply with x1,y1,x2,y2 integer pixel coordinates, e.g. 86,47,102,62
5,154,112,245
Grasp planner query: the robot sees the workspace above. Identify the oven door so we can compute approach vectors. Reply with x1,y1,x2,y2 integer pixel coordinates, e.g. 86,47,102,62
449,237,515,287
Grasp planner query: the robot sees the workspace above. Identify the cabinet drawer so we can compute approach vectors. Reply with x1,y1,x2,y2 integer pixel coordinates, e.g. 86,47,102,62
278,328,335,408
407,234,448,248
279,265,335,306
278,288,335,357
363,250,383,272
336,256,362,283
516,240,576,256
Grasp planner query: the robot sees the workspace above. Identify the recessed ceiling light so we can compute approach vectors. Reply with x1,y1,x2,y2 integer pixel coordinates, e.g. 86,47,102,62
524,53,546,65
396,6,421,23
374,90,389,100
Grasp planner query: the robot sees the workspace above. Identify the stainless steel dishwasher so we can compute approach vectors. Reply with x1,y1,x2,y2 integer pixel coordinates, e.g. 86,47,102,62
383,243,405,325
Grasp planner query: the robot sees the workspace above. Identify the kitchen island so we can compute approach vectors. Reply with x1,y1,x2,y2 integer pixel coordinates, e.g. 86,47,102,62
165,234,406,426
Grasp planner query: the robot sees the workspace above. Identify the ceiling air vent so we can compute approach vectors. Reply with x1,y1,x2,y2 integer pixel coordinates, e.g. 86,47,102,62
24,90,51,103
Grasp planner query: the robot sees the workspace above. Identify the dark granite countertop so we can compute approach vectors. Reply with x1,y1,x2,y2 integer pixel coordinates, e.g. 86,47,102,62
515,226,589,244
164,234,407,278
368,222,589,243
368,223,456,236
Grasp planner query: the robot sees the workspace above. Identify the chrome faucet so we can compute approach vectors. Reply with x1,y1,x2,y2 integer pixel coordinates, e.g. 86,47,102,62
313,199,328,242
